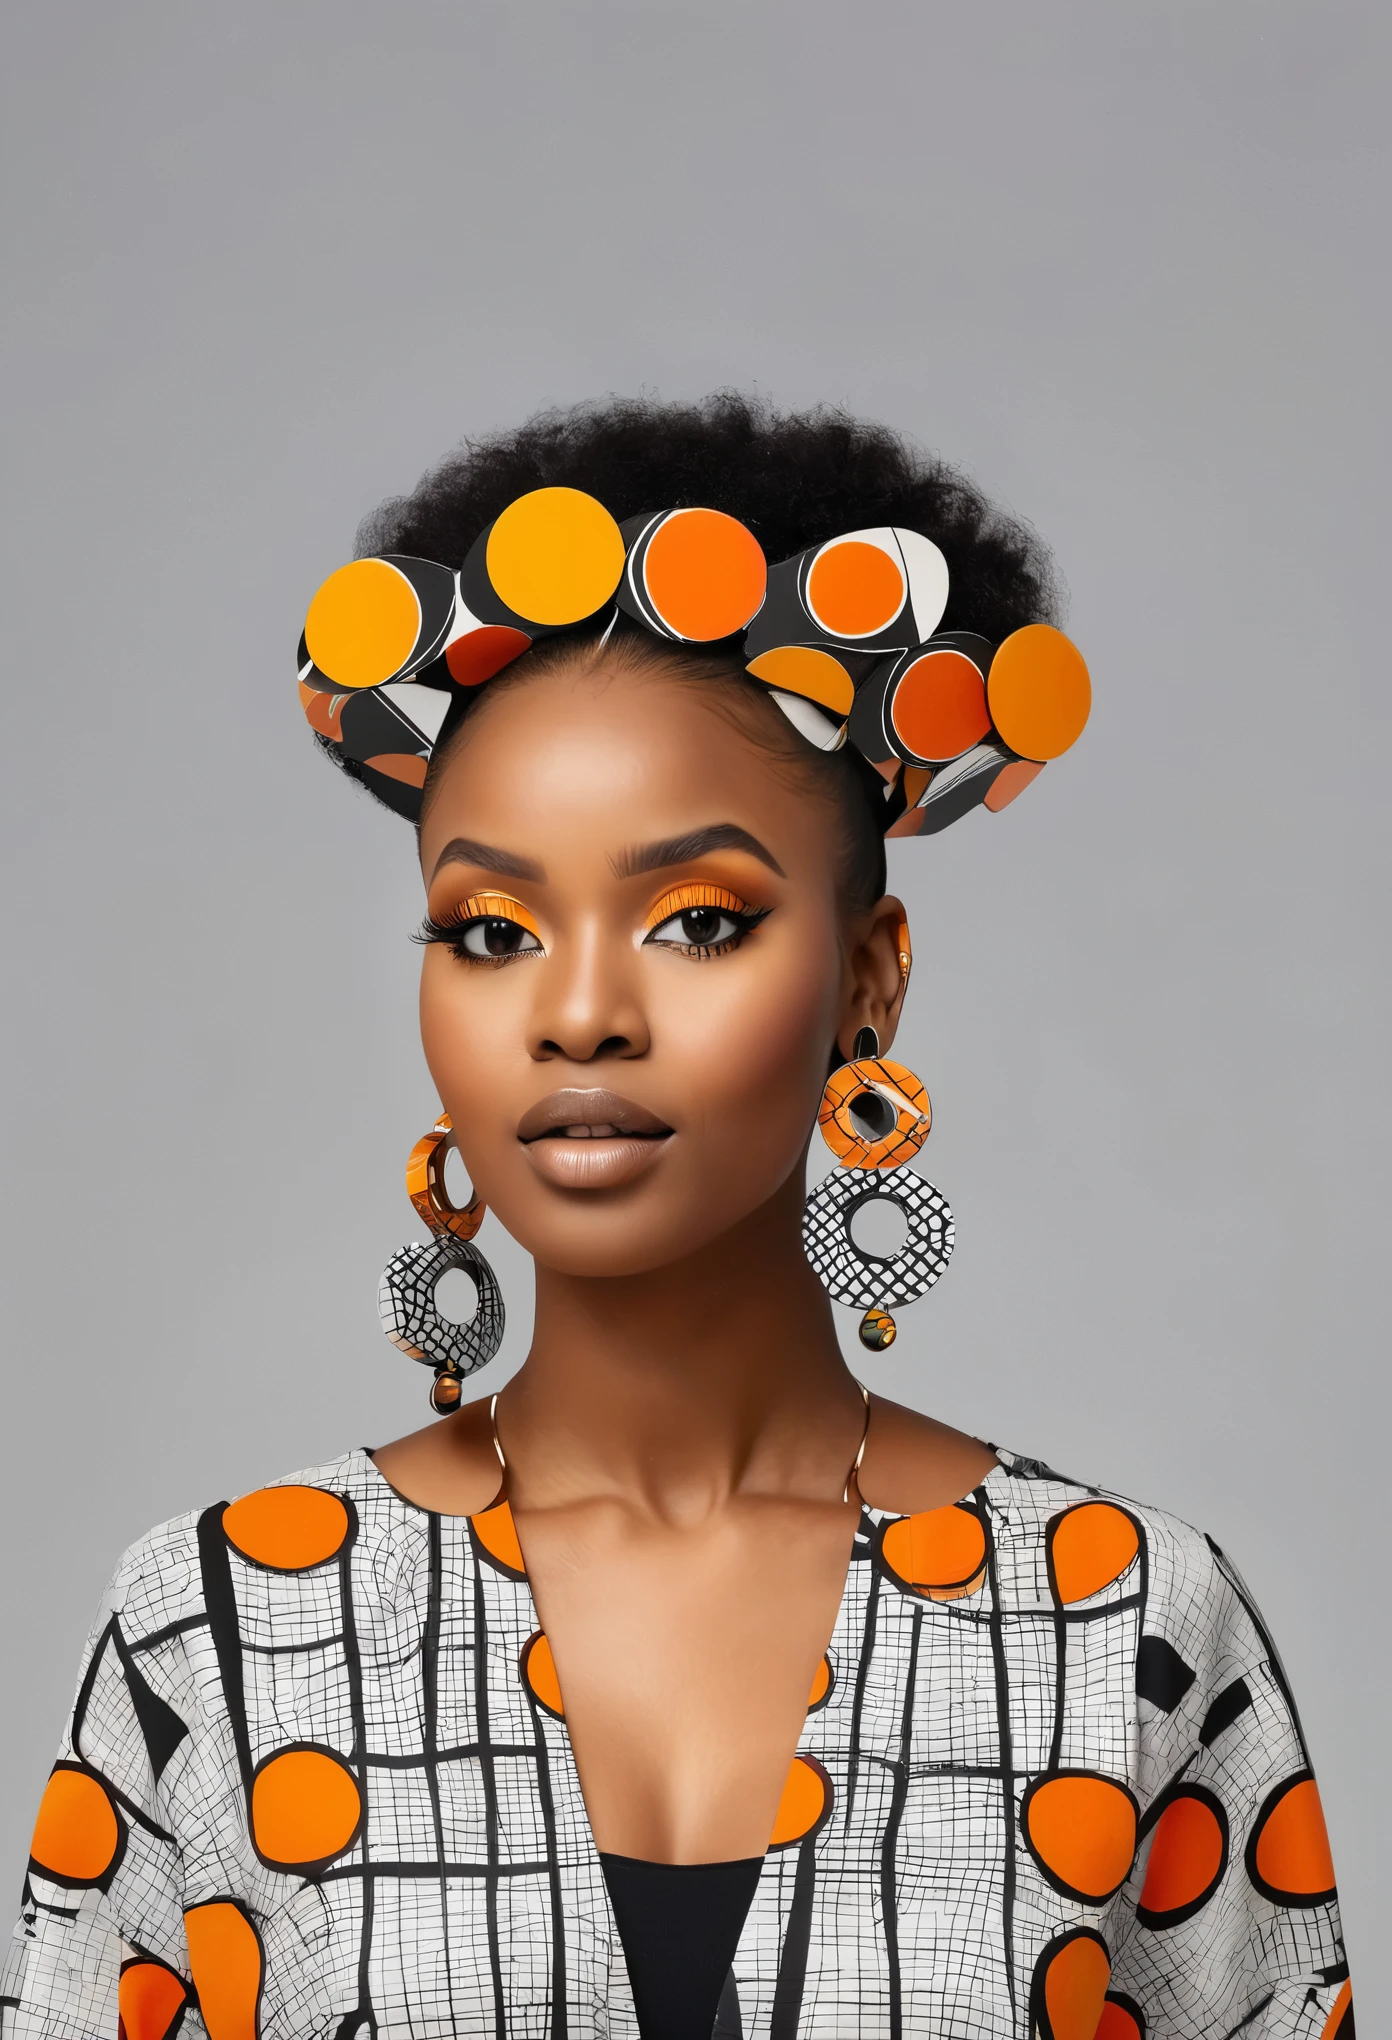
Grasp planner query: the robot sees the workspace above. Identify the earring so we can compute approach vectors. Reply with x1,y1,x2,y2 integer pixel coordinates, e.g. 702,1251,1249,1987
803,1026,954,1350
378,1114,506,1410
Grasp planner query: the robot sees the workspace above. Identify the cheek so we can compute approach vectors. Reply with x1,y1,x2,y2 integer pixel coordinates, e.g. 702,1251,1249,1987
654,935,838,1158
417,954,515,1122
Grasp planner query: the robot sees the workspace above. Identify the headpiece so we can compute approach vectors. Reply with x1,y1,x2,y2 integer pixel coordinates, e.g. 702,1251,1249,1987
297,487,1090,835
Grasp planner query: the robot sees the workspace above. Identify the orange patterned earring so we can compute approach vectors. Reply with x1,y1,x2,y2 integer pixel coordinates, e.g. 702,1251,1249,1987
378,1113,506,1410
803,1025,954,1350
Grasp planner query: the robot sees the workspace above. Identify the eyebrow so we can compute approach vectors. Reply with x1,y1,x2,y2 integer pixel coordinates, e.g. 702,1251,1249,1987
430,837,547,884
610,824,786,880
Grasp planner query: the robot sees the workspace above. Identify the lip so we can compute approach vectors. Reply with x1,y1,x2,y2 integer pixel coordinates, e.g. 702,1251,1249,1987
518,1088,673,1191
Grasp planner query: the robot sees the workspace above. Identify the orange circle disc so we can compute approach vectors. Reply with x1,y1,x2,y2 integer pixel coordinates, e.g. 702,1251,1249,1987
1252,1776,1335,1901
769,1755,830,1847
251,1748,361,1870
522,1633,565,1718
304,559,421,690
986,625,1091,761
644,510,767,639
746,645,855,716
485,487,625,626
444,624,532,686
223,1486,350,1571
30,1768,120,1884
1048,1503,1139,1604
1024,1774,1137,1900
119,1960,188,2040
1139,1791,1226,1917
808,1655,832,1707
184,1901,263,2040
881,1506,987,1596
806,539,905,638
471,1498,526,1577
1042,1934,1111,2040
890,650,991,762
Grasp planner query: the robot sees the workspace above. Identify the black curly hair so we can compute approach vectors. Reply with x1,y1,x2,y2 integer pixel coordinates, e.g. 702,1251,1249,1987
331,393,1062,911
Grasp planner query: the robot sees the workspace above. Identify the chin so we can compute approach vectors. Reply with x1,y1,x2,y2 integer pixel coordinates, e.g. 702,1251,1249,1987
491,1181,779,1283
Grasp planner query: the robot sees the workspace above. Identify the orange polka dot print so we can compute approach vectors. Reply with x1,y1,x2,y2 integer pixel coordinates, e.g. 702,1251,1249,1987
28,1765,123,1888
1246,1773,1337,1906
184,1901,263,2040
769,1755,832,1849
1047,1502,1140,1604
1029,1929,1112,2040
118,1957,188,2040
1137,1786,1228,1927
250,1746,361,1873
879,1503,987,1600
1022,1773,1138,1902
223,1486,350,1571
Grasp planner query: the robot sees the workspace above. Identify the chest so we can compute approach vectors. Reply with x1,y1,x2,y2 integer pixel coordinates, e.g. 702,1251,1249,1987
175,1472,1146,2038
515,1500,854,1858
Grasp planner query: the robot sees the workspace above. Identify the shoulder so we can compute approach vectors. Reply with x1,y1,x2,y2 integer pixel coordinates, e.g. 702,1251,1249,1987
988,1444,1222,1578
988,1447,1277,1684
101,1448,377,1641
857,1394,998,1513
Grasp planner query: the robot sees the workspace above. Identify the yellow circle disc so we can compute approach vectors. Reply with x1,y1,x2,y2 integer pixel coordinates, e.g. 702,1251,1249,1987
304,559,422,690
485,488,626,627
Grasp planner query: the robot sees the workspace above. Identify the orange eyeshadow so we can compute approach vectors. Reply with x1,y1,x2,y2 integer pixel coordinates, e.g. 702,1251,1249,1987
643,882,756,933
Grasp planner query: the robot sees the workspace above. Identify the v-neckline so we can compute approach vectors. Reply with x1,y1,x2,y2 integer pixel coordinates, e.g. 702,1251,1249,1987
355,1444,1013,1873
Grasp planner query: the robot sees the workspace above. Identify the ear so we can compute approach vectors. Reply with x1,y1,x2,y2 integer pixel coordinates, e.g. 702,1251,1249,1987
836,897,912,1062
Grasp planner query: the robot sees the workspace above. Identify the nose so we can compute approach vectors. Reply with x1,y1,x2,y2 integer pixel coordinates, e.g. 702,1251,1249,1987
526,920,650,1064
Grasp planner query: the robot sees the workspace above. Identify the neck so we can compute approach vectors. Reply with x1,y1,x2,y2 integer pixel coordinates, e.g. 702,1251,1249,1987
501,1169,864,1518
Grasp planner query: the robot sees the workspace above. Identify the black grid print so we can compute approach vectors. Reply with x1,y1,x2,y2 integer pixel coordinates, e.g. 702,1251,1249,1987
2,1448,1350,2037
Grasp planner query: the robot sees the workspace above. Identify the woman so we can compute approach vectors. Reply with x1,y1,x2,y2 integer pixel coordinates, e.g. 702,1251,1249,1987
5,398,1350,2040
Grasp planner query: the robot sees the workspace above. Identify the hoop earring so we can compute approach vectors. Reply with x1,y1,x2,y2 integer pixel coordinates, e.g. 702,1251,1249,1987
378,1114,505,1411
803,1026,954,1350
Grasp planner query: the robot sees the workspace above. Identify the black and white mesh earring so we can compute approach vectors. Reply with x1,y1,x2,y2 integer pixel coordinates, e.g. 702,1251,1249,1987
378,1114,505,1411
802,1027,954,1350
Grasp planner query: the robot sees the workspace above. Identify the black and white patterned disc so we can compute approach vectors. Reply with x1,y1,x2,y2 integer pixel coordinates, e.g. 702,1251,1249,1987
802,1165,954,1311
378,1234,505,1376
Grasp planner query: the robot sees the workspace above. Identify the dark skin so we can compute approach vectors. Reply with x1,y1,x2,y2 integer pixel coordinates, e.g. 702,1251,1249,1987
375,645,995,1863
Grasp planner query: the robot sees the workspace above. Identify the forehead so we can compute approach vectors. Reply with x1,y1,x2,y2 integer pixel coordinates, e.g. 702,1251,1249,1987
418,659,834,884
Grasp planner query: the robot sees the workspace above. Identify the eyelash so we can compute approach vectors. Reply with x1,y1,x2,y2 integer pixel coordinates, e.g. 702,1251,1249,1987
414,893,544,967
642,884,771,959
415,886,771,966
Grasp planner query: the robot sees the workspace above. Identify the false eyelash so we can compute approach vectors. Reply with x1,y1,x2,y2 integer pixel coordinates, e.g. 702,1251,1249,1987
412,893,542,948
642,882,766,933
413,910,469,947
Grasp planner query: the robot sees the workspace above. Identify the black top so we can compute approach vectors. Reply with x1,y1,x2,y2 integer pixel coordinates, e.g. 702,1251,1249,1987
599,1853,763,2040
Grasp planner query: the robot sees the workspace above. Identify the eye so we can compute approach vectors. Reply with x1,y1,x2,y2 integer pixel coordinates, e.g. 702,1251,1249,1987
642,883,770,957
647,904,745,949
415,892,544,964
459,917,543,960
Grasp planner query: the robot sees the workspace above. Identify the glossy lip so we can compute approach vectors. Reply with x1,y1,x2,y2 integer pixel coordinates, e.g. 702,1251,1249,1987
518,1088,673,1191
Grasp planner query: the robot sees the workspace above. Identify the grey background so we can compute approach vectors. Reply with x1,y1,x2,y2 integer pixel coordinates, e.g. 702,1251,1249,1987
3,0,1386,2020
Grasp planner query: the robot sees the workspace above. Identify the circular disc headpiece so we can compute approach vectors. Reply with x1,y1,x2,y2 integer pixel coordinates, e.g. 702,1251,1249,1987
804,534,907,640
483,487,626,628
986,625,1092,762
634,508,767,640
305,556,454,690
887,644,992,764
746,644,855,719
